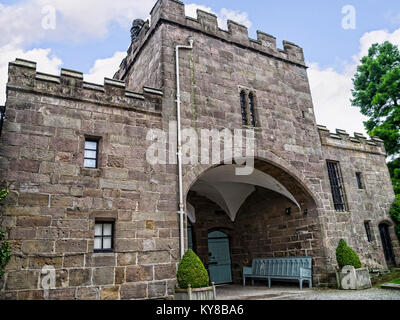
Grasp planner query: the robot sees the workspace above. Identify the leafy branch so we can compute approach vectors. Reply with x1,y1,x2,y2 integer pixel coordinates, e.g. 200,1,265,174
0,189,11,279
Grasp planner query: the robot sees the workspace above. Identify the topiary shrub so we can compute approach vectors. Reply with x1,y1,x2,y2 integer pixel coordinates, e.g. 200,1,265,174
177,249,209,289
336,239,362,269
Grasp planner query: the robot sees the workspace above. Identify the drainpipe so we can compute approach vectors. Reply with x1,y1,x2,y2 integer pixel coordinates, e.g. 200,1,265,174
175,38,194,259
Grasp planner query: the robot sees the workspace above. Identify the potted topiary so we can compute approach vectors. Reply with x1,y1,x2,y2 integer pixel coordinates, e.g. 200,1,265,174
335,239,371,290
174,249,217,300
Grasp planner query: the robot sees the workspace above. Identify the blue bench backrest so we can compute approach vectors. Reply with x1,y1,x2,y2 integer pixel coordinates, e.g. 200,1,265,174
251,257,312,277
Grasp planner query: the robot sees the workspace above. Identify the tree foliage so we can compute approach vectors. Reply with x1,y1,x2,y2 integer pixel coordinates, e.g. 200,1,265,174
351,41,400,233
351,41,400,159
0,189,10,278
390,194,400,240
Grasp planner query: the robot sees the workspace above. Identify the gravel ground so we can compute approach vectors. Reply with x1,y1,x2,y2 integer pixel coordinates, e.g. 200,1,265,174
216,284,400,300
273,287,400,300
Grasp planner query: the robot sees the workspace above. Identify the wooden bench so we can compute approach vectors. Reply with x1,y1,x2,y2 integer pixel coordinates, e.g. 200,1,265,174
242,257,312,290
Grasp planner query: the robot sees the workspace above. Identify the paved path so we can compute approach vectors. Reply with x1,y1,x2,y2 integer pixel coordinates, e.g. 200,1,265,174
216,284,400,300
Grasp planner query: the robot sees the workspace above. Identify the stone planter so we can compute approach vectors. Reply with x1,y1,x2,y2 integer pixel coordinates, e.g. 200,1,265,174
336,265,372,290
174,283,217,300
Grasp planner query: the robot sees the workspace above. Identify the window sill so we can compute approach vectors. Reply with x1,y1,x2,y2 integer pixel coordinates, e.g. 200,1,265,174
241,125,262,131
334,210,351,215
93,250,114,255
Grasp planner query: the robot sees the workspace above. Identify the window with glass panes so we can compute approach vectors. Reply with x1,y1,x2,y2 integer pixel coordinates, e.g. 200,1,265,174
94,222,113,252
84,140,98,168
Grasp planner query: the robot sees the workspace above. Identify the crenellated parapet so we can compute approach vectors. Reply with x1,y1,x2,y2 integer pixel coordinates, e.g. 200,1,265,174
115,0,305,81
7,58,163,116
153,0,304,63
317,125,386,155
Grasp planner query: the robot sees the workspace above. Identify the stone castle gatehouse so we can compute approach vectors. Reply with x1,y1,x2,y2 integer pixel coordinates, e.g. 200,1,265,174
0,0,399,300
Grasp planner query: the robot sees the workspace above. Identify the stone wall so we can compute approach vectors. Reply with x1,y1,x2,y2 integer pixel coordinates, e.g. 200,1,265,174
0,0,398,300
318,126,400,268
114,0,397,284
0,59,179,300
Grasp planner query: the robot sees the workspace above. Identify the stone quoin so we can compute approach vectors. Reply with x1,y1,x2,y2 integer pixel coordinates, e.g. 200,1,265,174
0,0,399,300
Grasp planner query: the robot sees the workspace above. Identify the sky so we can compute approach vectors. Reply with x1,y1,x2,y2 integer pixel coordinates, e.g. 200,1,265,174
1,0,400,135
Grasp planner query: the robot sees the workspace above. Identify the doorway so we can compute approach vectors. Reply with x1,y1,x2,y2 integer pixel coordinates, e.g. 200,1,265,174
208,231,232,284
379,223,396,267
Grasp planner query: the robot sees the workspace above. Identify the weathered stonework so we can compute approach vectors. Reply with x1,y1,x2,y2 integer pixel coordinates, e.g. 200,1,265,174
0,0,398,299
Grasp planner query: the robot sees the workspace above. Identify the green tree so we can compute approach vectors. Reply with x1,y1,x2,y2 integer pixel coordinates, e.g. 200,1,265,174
0,189,10,278
388,159,400,195
390,195,400,240
351,41,400,236
351,41,400,160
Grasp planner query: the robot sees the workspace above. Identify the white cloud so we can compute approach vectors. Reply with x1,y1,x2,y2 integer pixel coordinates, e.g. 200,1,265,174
219,8,252,30
308,62,368,135
355,28,400,61
185,3,252,31
308,27,400,136
0,0,155,47
84,51,127,84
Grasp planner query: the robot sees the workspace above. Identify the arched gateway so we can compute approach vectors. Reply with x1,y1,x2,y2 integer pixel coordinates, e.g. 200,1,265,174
185,159,325,285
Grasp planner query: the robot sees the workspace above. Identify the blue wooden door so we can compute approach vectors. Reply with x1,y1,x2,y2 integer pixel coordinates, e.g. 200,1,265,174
208,231,232,284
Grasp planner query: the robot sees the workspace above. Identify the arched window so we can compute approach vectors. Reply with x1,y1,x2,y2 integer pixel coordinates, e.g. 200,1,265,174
248,92,256,127
240,91,248,125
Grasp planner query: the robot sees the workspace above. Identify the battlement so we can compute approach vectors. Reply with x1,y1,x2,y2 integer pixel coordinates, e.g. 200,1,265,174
115,0,305,80
154,0,304,62
7,58,162,115
317,125,386,155
167,0,303,60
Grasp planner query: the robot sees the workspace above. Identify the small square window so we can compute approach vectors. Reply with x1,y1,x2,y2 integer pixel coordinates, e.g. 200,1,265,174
84,139,99,168
94,222,114,252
